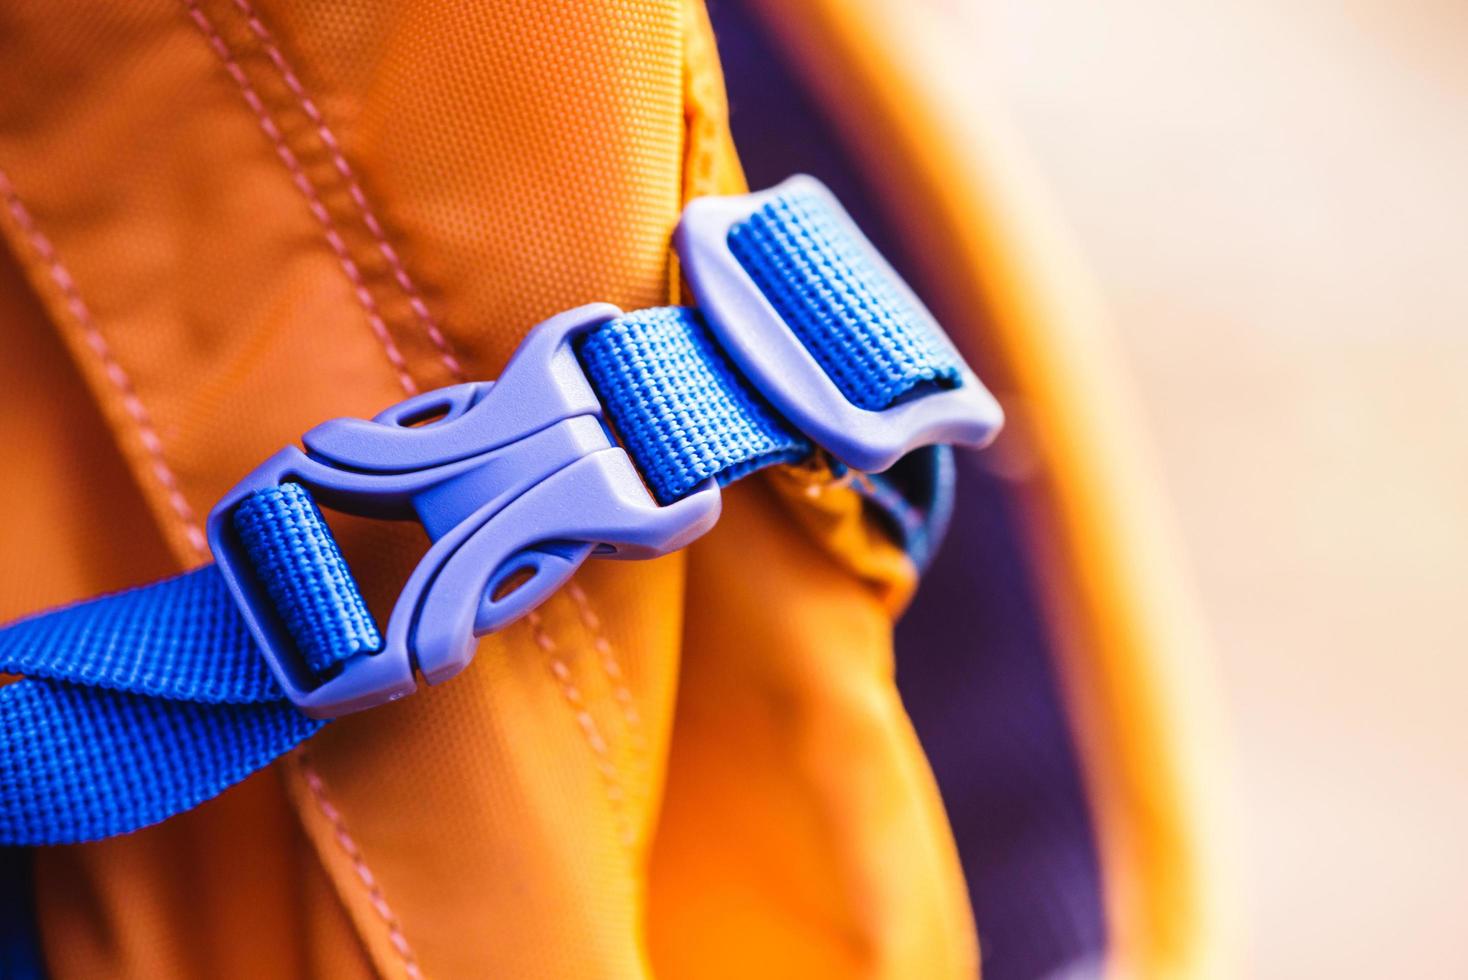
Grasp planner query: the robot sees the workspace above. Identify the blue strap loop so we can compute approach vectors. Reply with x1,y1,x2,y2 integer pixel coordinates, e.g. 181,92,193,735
234,483,380,676
727,185,963,410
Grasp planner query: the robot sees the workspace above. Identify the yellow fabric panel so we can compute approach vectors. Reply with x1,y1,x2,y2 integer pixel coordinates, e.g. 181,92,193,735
649,7,975,976
649,479,977,978
741,0,1234,974
0,0,977,976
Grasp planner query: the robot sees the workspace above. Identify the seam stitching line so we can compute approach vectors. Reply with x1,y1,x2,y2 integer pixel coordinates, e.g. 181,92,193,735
528,608,636,849
301,757,425,980
185,0,418,396
566,581,646,760
228,0,465,382
0,168,208,556
183,14,427,958
185,6,432,971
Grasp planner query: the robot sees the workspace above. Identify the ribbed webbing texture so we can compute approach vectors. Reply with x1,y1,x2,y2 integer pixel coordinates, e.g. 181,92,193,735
0,566,275,703
0,680,320,845
580,307,810,503
728,186,963,410
234,483,380,675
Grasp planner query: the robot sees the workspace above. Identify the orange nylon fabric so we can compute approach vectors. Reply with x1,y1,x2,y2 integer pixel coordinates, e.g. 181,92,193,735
0,1,979,977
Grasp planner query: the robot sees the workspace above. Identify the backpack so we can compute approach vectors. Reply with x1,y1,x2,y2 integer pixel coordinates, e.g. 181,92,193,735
0,1,1223,975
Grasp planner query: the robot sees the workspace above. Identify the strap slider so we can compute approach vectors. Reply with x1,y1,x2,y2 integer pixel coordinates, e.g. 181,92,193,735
208,304,721,718
676,175,1003,473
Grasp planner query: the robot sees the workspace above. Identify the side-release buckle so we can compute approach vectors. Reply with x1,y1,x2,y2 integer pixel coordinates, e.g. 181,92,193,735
208,304,721,718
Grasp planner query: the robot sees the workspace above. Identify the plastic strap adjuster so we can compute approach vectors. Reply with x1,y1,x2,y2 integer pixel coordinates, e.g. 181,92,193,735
677,175,1003,473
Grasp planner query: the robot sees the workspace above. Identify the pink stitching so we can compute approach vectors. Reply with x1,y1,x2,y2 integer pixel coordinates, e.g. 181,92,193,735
527,610,636,848
300,758,425,979
229,0,465,383
0,169,209,557
566,582,646,754
185,0,418,396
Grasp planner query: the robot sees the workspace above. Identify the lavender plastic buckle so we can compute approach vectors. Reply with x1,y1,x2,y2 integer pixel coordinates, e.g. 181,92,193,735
675,174,1004,474
208,304,721,718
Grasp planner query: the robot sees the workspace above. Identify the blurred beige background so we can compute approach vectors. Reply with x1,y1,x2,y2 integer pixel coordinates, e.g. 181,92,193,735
967,1,1468,976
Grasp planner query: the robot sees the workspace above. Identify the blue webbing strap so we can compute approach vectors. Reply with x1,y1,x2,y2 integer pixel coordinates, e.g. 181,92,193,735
0,567,274,703
579,307,810,504
0,681,320,845
0,186,960,847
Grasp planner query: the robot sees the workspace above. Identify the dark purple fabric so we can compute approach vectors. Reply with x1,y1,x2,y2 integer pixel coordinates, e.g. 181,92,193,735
0,846,41,978
708,3,1107,976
